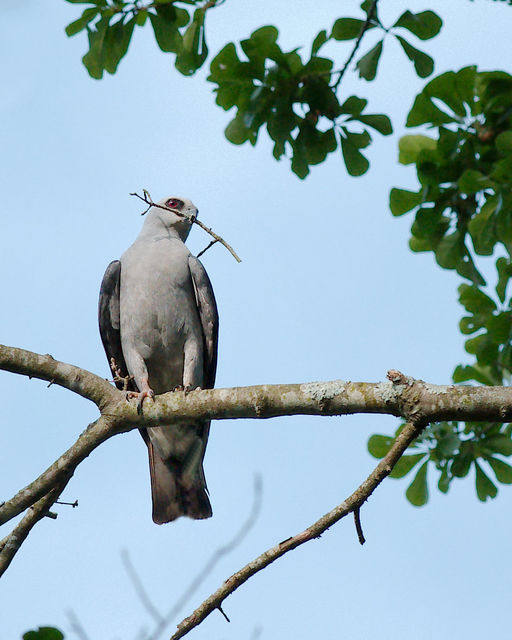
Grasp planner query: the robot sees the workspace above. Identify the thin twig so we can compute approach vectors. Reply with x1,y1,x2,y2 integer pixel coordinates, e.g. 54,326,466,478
130,191,241,263
0,482,65,577
67,609,92,640
196,239,218,259
146,476,262,640
333,0,379,90
169,419,427,640
353,507,365,545
122,549,164,625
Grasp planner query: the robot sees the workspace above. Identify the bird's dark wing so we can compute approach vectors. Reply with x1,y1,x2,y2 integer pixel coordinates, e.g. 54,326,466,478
98,260,136,392
188,256,219,389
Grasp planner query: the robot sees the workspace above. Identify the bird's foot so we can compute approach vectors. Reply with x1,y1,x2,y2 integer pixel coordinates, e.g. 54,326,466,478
173,384,201,395
126,379,155,415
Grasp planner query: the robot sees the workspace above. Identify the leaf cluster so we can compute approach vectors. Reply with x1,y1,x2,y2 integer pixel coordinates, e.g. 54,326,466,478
66,1,444,177
65,0,211,79
369,421,512,506
372,67,512,505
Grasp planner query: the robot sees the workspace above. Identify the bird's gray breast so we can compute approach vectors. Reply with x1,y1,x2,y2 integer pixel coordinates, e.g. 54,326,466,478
119,237,202,392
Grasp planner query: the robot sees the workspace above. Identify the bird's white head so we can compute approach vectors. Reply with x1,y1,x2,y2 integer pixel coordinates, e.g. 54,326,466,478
145,196,198,241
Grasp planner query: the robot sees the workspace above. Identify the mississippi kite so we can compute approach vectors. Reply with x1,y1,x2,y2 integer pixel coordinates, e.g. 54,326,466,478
98,196,218,524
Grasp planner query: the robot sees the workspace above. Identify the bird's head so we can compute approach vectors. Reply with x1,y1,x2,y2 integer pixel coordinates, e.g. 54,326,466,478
147,196,198,241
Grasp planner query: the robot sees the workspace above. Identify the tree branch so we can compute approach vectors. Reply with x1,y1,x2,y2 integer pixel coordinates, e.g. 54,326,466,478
333,0,379,90
169,417,426,640
0,344,116,410
0,480,66,578
3,345,512,586
0,416,115,527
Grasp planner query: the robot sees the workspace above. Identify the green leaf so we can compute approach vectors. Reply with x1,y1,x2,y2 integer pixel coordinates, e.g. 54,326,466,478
496,257,512,303
496,130,512,155
451,452,472,478
367,434,394,458
468,198,497,256
393,10,442,41
225,115,251,145
438,466,450,493
436,432,461,457
486,456,512,484
389,188,422,216
23,629,64,640
290,138,309,179
175,8,208,75
395,36,433,79
340,132,370,176
406,92,456,127
464,333,498,365
398,134,436,165
241,25,280,62
103,17,136,74
361,0,379,20
458,283,496,314
82,15,110,79
351,114,392,135
65,7,99,36
311,29,328,55
475,461,498,501
149,11,182,53
340,96,367,116
135,9,148,26
435,231,464,270
482,435,512,456
405,461,429,506
458,169,492,194
356,40,383,81
453,364,500,386
331,17,369,41
390,453,426,478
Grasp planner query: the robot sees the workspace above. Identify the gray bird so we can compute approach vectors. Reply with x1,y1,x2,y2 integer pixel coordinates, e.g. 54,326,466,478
98,196,218,524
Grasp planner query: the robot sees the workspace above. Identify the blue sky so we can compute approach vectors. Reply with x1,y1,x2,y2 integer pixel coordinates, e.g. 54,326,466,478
1,1,511,639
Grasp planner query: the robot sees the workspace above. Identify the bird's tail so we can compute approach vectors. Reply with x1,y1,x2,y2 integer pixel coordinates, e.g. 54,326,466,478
147,436,212,524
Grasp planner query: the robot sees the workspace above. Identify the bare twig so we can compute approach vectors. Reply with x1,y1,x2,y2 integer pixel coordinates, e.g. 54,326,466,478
196,239,218,259
333,0,379,90
170,418,426,640
130,191,241,263
122,549,165,626
0,481,66,577
67,609,92,640
353,507,365,545
146,476,262,640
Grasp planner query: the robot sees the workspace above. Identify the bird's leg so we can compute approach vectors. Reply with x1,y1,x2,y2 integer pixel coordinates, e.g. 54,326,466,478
110,357,134,391
126,377,155,414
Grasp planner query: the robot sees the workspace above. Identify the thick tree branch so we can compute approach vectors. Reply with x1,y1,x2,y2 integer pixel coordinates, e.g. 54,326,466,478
169,417,426,640
2,345,512,585
0,345,116,410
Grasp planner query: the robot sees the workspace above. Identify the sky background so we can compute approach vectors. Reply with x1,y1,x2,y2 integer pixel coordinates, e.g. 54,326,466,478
1,1,511,639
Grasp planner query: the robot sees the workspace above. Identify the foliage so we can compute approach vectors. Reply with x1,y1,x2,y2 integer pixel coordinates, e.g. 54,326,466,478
65,1,444,177
370,67,512,505
23,629,64,640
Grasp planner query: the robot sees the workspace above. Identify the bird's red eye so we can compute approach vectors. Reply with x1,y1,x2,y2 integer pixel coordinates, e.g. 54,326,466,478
166,198,184,210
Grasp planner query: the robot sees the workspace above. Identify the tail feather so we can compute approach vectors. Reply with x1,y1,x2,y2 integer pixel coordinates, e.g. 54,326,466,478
147,440,212,524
